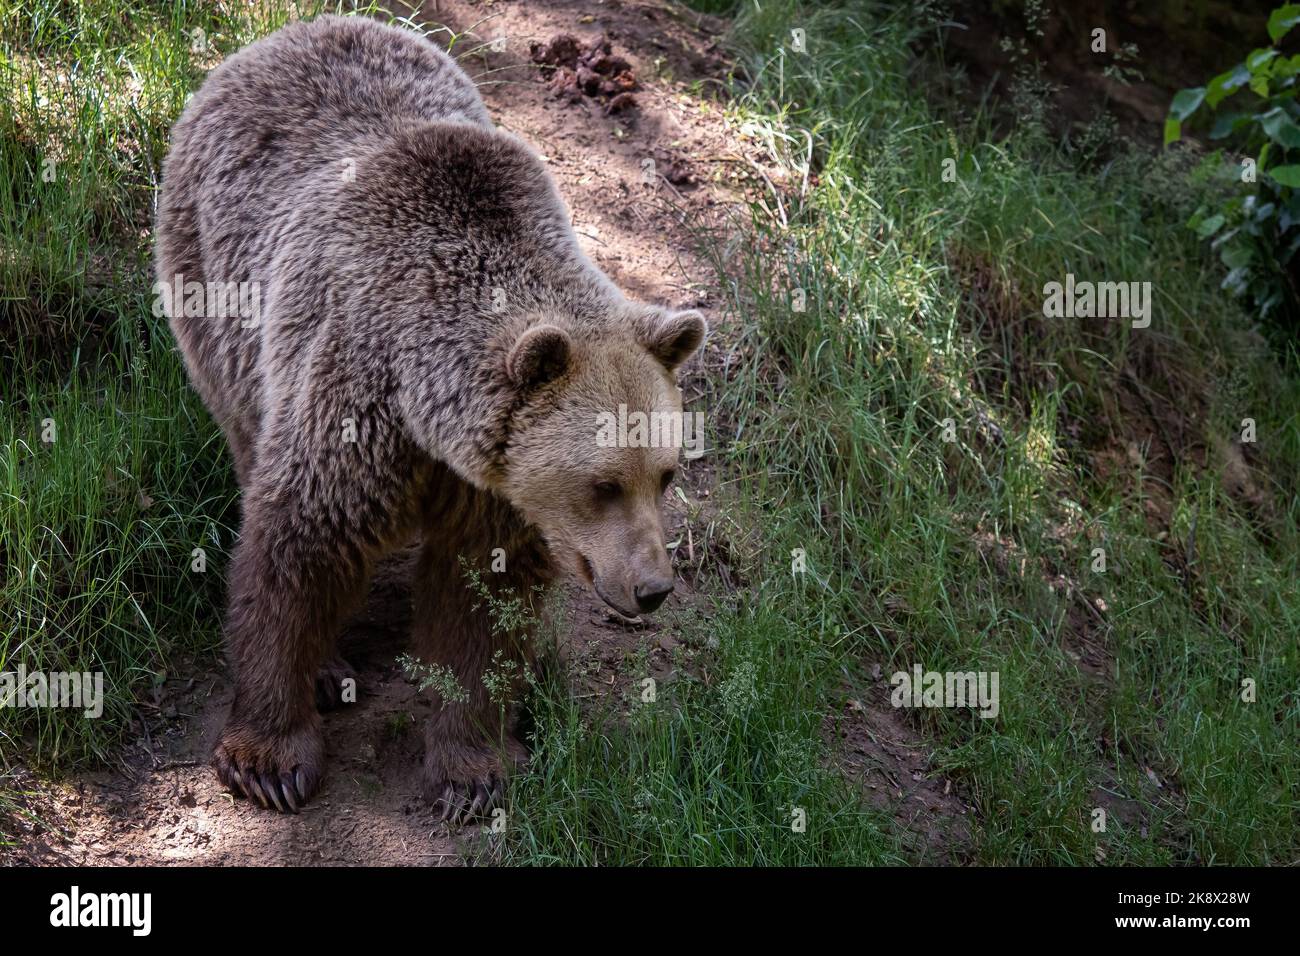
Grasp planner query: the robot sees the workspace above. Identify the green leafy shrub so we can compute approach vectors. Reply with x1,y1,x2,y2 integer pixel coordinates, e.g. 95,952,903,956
1166,3,1300,323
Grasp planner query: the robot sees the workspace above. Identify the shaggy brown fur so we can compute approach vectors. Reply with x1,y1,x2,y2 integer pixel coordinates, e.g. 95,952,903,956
155,14,705,819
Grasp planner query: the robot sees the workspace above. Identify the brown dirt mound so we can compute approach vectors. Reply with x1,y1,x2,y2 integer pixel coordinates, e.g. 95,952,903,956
531,32,639,113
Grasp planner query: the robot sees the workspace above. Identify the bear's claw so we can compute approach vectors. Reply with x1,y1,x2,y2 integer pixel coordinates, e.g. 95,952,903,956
436,778,503,825
222,763,312,814
425,735,523,824
213,723,324,814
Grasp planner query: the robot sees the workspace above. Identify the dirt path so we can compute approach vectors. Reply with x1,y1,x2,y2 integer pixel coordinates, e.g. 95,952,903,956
4,0,974,866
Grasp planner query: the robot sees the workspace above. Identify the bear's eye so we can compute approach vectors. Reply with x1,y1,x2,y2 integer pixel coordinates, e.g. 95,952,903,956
660,469,675,493
593,480,623,501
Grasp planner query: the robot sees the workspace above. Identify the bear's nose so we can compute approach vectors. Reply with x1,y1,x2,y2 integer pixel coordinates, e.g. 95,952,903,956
634,579,674,614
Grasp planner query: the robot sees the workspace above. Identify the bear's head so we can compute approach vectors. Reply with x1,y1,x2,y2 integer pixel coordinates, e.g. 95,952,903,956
499,306,706,617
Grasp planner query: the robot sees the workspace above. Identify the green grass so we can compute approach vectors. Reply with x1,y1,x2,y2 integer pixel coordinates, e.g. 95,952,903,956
490,601,911,865
3,0,1297,865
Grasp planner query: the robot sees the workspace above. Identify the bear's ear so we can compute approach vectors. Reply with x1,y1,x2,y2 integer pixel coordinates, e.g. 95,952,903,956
507,324,572,389
638,309,707,372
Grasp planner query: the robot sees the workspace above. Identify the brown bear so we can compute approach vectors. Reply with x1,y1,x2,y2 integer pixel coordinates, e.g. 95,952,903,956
154,14,705,819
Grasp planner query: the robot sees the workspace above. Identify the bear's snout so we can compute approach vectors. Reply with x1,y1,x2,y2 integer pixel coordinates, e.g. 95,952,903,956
633,576,674,614
585,540,676,619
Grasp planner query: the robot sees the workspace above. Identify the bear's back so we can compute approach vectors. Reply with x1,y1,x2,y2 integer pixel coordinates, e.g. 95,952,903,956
164,14,492,273
157,15,494,439
186,15,489,157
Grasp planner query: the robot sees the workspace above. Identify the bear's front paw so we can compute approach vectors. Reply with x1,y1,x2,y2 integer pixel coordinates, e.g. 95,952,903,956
213,717,324,814
424,736,527,825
